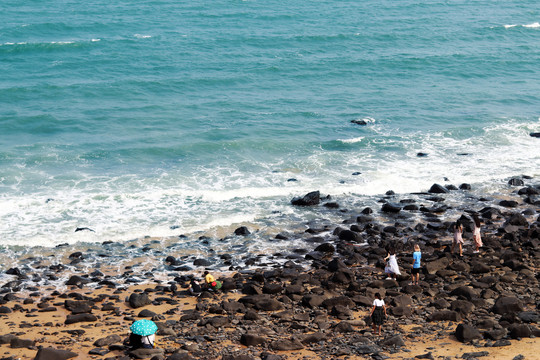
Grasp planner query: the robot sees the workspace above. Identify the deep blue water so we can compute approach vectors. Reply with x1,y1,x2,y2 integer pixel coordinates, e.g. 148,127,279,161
1,0,539,248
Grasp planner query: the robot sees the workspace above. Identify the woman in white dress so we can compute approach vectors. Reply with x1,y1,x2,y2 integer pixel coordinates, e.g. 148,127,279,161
472,215,483,253
384,247,401,280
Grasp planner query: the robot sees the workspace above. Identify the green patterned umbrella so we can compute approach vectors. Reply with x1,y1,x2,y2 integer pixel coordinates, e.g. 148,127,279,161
130,319,158,336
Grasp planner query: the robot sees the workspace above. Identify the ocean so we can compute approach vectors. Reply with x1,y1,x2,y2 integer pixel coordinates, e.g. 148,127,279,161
1,0,539,272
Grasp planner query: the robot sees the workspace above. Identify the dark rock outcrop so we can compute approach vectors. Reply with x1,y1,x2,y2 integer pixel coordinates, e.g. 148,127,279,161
291,191,320,206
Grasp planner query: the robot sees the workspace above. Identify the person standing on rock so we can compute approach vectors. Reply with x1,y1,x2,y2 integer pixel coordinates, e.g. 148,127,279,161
451,221,464,256
370,293,387,336
384,247,401,280
410,244,421,285
472,215,483,253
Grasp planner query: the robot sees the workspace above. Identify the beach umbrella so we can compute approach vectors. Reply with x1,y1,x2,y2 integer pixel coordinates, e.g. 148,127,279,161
130,319,158,336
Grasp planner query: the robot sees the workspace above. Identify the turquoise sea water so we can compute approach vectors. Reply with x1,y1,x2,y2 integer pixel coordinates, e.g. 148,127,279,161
1,0,539,248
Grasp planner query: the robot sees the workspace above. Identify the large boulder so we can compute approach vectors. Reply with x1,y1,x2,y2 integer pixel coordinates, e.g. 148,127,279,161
239,295,284,311
321,296,354,310
518,311,540,323
334,321,355,333
129,348,164,359
234,226,251,236
291,191,320,206
504,213,529,227
451,300,475,315
10,338,35,349
93,334,122,347
493,296,524,315
483,328,507,341
199,316,230,328
64,300,92,314
499,200,519,208
262,283,283,295
65,275,91,288
302,294,327,308
428,311,461,322
240,333,266,346
425,257,450,275
300,332,326,344
166,352,192,360
65,313,97,325
429,184,449,194
338,230,362,243
381,203,401,213
129,293,152,308
0,334,16,344
471,262,490,274
222,300,246,314
270,338,304,351
508,177,525,186
450,286,479,301
455,324,482,343
34,347,78,360
508,324,532,339
390,306,412,317
380,334,406,347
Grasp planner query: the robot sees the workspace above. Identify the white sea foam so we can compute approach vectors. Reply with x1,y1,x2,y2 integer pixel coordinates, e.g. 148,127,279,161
91,38,101,42
339,137,364,144
1,118,538,248
504,22,540,29
134,34,152,39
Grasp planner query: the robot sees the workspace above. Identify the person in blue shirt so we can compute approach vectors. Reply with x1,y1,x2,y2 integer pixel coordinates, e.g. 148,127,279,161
410,244,422,285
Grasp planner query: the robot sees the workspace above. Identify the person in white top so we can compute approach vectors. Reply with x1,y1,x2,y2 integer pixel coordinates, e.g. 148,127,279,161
384,247,401,280
370,293,387,336
141,333,155,349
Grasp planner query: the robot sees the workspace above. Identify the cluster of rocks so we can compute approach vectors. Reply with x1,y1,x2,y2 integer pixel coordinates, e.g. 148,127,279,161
0,178,539,359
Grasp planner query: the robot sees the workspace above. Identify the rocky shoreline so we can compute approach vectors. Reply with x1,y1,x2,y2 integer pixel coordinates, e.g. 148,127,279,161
0,176,539,360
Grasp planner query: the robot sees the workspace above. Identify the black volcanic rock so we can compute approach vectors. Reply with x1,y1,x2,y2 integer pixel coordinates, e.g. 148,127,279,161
128,293,152,308
455,323,482,343
493,296,524,315
508,177,525,186
499,200,519,208
428,184,450,194
291,191,320,206
34,347,78,360
234,226,251,236
381,202,401,213
65,313,97,324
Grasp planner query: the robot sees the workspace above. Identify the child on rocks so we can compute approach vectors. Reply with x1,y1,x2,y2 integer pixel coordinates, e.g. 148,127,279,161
203,271,222,291
384,247,401,280
410,244,421,285
370,293,387,336
188,278,202,296
451,221,464,256
472,215,483,253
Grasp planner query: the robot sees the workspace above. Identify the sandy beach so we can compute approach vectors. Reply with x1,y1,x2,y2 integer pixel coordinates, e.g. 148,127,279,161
1,280,538,360
1,180,539,360
0,274,538,360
